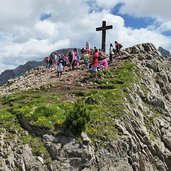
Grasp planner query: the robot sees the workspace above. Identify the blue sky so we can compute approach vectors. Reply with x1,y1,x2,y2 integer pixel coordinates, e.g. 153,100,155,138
112,3,155,29
0,0,171,73
40,12,52,21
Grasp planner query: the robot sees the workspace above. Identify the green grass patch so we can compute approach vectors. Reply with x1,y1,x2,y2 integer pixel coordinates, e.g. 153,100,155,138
0,91,69,131
0,108,20,130
0,60,137,143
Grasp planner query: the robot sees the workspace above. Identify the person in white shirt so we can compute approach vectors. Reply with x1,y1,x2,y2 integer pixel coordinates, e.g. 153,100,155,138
109,43,115,65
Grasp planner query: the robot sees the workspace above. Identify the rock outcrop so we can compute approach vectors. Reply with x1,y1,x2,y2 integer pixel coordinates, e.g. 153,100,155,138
1,43,171,171
158,47,171,58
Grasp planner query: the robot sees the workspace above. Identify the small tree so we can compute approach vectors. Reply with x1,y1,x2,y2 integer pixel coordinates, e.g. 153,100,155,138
65,101,90,135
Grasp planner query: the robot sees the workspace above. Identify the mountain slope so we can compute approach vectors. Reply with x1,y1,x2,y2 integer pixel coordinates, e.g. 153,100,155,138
0,61,44,86
0,43,171,171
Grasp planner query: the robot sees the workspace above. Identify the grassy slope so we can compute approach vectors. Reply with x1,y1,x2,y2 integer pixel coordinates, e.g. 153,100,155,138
0,60,136,158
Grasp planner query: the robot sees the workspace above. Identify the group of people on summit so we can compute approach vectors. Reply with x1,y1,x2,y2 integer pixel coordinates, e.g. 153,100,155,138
44,41,122,78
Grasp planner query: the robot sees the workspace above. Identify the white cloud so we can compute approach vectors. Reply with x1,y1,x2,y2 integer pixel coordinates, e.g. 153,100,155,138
120,0,171,21
0,0,171,73
0,38,70,67
34,21,58,38
156,21,171,33
95,0,121,9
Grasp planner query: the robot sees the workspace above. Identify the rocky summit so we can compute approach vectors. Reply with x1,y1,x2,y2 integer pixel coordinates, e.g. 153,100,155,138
0,43,171,171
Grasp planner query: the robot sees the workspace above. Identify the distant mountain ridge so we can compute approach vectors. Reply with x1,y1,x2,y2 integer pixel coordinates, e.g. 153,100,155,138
0,61,44,86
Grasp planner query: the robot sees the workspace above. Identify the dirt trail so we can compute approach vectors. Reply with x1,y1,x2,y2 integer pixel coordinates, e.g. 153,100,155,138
47,58,123,95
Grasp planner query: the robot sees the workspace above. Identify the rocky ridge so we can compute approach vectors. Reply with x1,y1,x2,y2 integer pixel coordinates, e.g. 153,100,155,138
0,43,171,171
158,47,171,58
0,64,89,96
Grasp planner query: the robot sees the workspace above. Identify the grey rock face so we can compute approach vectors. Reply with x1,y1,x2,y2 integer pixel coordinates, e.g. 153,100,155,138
0,129,48,171
124,43,160,56
158,47,171,58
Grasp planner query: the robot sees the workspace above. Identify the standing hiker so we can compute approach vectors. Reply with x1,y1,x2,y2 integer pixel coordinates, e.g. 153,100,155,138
115,41,122,57
83,51,90,67
68,51,74,70
85,47,91,55
57,56,64,77
49,56,54,70
109,43,115,65
62,53,68,68
73,48,79,67
44,56,49,68
91,49,99,79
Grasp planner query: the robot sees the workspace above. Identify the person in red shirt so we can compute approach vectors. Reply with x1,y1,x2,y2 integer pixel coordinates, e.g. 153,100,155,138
85,48,91,55
91,49,99,79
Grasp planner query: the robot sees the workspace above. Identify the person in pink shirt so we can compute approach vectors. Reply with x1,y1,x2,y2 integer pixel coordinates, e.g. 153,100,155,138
99,58,108,70
91,49,99,79
73,48,79,68
63,53,68,64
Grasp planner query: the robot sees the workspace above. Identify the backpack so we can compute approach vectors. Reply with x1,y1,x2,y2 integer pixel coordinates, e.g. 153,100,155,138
68,51,73,63
119,44,123,49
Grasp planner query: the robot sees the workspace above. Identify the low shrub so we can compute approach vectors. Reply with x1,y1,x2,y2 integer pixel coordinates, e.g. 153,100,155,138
65,101,90,135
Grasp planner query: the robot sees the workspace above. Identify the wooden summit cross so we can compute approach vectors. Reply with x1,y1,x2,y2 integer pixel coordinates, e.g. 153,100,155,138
96,21,113,52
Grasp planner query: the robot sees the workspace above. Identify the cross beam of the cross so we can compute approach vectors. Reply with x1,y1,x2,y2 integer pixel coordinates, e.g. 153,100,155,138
96,21,113,52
